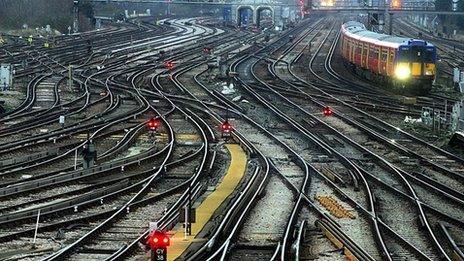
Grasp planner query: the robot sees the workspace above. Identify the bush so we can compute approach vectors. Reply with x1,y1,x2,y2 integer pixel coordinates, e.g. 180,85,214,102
0,0,73,32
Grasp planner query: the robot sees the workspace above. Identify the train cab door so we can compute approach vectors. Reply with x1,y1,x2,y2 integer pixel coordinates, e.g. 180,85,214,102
354,41,362,66
380,47,388,75
369,45,378,72
373,45,382,74
360,43,365,67
344,38,349,58
361,43,368,69
387,49,395,76
349,40,355,63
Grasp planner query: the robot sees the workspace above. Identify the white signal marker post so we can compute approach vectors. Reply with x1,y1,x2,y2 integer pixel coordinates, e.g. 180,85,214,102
59,115,65,128
74,148,78,170
33,209,41,245
184,204,188,240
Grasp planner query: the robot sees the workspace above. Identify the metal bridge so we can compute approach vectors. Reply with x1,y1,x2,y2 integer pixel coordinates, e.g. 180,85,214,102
84,0,299,7
310,7,464,15
75,0,464,33
83,0,464,15
83,0,293,27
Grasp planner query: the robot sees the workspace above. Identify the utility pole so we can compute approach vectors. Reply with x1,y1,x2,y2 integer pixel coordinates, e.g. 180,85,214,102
389,13,393,35
73,0,79,33
187,184,192,235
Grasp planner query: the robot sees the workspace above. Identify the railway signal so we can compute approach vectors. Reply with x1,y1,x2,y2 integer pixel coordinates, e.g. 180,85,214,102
81,141,97,169
323,106,333,117
146,230,170,261
148,117,160,132
147,231,170,248
86,39,92,53
221,119,233,139
203,46,212,54
164,60,174,70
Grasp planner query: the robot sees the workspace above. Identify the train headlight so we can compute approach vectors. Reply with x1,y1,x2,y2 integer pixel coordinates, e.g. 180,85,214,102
425,63,435,76
395,64,411,80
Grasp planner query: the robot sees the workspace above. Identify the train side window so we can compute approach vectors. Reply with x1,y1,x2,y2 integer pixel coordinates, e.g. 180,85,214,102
381,51,388,61
369,46,379,59
369,46,375,58
423,48,434,62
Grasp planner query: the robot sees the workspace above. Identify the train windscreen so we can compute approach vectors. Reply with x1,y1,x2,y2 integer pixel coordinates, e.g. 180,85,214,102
397,46,435,63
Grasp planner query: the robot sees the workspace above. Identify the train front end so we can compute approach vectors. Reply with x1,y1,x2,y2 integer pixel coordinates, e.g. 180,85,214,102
394,40,436,93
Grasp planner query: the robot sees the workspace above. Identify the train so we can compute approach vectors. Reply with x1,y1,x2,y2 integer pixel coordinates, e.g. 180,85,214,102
340,21,437,94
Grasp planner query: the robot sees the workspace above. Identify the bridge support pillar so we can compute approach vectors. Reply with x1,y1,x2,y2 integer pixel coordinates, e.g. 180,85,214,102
388,12,393,35
73,2,79,33
166,2,171,15
253,8,258,25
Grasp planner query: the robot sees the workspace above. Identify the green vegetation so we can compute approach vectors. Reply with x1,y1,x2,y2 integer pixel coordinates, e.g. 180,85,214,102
0,0,73,32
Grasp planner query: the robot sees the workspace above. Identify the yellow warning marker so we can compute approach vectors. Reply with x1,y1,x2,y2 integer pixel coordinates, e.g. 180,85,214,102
154,133,200,142
176,134,201,142
167,144,247,260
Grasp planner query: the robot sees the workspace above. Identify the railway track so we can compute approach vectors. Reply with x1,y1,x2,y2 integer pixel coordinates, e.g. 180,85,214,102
271,17,464,260
1,14,463,261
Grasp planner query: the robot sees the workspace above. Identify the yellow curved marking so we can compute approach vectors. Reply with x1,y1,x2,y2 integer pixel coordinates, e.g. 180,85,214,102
168,144,247,261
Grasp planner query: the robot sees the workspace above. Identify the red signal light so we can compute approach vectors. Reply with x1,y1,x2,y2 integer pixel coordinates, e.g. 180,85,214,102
221,120,232,132
148,117,160,131
164,60,174,70
147,231,170,249
323,106,333,117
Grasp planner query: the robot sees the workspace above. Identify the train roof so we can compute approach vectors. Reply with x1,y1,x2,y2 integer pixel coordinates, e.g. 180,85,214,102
341,21,432,49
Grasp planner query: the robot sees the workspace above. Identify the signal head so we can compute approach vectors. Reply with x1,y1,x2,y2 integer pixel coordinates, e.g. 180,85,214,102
148,117,160,131
323,106,333,116
164,60,174,69
221,120,232,132
147,231,170,249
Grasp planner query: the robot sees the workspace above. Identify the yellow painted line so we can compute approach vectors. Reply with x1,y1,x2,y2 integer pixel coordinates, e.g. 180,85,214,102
76,134,124,140
177,134,201,141
155,133,201,142
168,144,247,261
